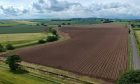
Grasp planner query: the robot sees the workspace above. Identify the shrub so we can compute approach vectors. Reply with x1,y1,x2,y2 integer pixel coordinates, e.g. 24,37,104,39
6,44,15,50
48,28,58,36
103,19,113,23
36,24,40,26
67,23,71,25
47,35,58,42
118,70,140,84
131,24,135,28
38,39,46,44
6,55,22,71
0,44,6,52
51,29,57,35
62,23,65,25
41,23,44,26
58,25,61,27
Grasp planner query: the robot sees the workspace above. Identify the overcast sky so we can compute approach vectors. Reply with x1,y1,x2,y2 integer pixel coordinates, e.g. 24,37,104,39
0,0,140,19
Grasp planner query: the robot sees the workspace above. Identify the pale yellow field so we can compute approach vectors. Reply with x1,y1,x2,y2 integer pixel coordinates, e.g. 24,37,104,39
15,21,38,25
135,31,140,40
0,33,47,45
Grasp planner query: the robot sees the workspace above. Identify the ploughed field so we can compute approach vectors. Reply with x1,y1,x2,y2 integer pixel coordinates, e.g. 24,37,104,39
16,24,128,82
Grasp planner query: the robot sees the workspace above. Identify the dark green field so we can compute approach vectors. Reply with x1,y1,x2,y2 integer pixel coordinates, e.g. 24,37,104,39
0,19,104,34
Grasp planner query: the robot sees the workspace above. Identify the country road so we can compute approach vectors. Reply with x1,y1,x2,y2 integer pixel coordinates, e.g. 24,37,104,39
129,25,140,70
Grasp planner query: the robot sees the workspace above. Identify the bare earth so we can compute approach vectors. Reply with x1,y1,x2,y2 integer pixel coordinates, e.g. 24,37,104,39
16,24,128,83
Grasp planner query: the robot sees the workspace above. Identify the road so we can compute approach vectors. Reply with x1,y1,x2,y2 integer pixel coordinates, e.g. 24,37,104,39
129,25,140,70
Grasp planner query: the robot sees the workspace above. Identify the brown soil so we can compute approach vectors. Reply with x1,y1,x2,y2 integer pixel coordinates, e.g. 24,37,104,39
16,24,128,83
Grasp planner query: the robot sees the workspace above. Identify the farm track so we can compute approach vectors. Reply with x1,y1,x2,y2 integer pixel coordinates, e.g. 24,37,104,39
129,25,140,70
15,24,128,83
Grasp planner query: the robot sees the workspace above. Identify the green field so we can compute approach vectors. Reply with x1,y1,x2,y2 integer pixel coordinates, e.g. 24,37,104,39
0,20,38,26
0,20,19,27
134,30,140,56
0,19,107,34
0,64,56,84
0,33,47,47
31,18,103,25
0,25,48,34
135,31,140,40
15,21,38,25
0,68,54,84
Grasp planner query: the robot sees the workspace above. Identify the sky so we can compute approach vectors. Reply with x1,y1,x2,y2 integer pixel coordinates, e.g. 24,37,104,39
0,0,140,19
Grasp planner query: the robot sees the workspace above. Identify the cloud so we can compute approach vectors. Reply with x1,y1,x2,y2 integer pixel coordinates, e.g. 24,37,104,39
0,6,28,16
32,0,81,12
31,0,140,19
83,2,140,19
0,0,140,19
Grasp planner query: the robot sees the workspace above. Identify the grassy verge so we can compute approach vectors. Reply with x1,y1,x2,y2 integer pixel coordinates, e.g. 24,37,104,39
132,28,140,30
0,59,97,84
133,30,140,55
128,35,133,70
0,62,57,84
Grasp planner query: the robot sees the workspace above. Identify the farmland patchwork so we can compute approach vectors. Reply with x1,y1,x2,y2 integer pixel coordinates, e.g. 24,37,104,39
16,24,128,83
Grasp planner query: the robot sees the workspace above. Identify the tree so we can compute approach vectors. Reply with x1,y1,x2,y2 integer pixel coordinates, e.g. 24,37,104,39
48,27,58,36
118,70,140,84
36,24,40,26
131,24,135,28
103,19,113,23
67,23,71,25
47,27,59,42
0,44,6,52
6,55,22,71
58,25,61,27
6,44,15,50
38,39,46,44
41,23,44,26
47,35,58,42
51,29,57,35
62,23,65,25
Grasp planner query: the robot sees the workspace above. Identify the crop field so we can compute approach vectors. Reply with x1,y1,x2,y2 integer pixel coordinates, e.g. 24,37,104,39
0,33,47,46
15,21,38,25
134,30,140,48
0,19,104,34
0,20,19,27
15,24,128,83
0,25,48,34
135,31,140,38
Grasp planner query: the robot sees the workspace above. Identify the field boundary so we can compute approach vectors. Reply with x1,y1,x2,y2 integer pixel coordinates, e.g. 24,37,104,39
128,34,134,70
133,30,140,55
0,57,102,84
15,24,128,84
0,31,70,57
0,61,62,84
130,26,140,70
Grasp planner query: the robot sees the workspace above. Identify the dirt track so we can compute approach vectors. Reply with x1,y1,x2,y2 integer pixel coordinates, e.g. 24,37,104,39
16,24,128,83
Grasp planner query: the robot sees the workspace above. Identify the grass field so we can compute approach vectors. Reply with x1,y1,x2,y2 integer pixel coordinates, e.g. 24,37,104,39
134,30,140,56
0,20,19,27
0,68,54,84
15,21,38,25
135,31,140,40
0,33,47,46
134,30,140,45
0,60,97,84
0,63,56,84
